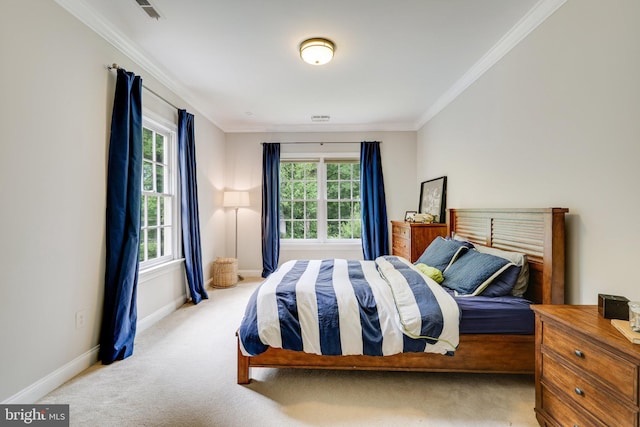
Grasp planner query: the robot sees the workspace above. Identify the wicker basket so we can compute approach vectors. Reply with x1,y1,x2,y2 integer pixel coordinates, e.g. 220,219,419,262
212,257,238,288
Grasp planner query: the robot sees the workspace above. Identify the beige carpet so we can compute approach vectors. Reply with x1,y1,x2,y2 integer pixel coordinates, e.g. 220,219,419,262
39,277,539,426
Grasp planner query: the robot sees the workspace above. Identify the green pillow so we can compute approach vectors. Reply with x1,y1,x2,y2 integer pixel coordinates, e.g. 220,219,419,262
415,263,444,284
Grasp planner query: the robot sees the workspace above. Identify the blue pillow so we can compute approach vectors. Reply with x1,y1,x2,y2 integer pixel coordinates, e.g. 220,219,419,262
414,237,469,272
480,264,521,297
445,236,475,249
442,250,514,296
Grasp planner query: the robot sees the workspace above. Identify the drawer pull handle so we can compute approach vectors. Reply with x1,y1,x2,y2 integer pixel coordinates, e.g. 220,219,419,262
574,349,584,358
574,387,584,396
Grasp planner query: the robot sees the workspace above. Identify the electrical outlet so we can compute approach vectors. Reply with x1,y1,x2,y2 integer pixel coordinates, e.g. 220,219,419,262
75,310,86,329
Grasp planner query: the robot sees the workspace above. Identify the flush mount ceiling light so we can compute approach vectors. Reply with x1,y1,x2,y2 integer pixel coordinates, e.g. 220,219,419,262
299,38,335,65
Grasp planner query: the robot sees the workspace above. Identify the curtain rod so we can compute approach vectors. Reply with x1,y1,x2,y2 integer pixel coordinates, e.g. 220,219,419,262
261,141,381,145
107,63,181,111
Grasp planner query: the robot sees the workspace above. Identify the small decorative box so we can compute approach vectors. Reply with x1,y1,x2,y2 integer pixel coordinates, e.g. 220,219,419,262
598,293,629,320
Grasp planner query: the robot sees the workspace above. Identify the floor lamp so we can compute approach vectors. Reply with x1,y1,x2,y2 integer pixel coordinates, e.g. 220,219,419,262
223,191,250,278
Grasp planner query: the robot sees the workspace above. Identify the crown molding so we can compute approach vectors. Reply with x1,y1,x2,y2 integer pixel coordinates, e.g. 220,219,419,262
415,0,567,129
223,122,417,134
53,0,222,129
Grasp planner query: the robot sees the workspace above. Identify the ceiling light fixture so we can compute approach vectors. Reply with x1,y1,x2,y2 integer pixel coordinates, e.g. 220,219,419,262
299,38,335,65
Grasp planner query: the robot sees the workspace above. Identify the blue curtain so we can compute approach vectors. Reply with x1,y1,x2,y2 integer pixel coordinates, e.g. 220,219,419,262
360,141,389,260
261,143,280,277
100,68,142,364
178,110,208,304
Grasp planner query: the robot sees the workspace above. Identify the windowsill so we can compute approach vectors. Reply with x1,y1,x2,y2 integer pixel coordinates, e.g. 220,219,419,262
139,258,185,284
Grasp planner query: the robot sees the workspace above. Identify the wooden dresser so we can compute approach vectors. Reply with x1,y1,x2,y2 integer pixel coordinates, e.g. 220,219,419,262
390,221,447,263
532,305,640,427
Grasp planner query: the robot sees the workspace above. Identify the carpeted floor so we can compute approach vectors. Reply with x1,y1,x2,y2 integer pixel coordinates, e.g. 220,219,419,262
39,277,539,426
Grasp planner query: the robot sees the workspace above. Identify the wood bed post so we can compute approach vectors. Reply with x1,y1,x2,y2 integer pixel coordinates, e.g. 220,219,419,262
237,337,251,384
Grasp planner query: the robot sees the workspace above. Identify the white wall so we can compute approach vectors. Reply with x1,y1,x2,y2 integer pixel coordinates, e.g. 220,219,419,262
0,1,226,402
417,0,640,304
225,132,417,275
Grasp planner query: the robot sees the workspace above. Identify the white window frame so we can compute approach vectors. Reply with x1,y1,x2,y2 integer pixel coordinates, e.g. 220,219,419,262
139,113,180,271
280,152,361,247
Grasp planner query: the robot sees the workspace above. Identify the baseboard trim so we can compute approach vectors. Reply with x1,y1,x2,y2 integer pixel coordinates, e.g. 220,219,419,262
239,270,262,279
3,346,100,404
4,295,186,404
137,295,186,334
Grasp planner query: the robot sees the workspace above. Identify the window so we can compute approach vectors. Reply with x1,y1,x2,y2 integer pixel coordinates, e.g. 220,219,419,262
139,117,178,268
280,157,361,242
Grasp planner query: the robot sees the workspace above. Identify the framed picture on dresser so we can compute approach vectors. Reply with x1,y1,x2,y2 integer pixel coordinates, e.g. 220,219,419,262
419,176,447,223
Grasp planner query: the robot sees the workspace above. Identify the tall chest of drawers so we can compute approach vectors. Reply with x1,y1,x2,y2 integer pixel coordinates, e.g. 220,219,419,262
532,305,640,427
390,221,447,263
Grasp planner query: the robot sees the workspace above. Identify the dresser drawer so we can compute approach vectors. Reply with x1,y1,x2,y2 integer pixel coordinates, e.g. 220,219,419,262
392,223,410,239
542,353,638,426
540,384,601,427
543,321,638,402
392,238,410,259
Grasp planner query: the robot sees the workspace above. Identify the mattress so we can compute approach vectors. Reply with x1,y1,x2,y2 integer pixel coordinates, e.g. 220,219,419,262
453,294,534,335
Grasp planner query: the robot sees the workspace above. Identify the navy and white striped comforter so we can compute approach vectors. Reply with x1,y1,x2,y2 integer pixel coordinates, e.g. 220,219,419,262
238,256,460,357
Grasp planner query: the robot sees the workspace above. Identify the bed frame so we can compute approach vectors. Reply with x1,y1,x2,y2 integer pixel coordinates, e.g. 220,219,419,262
237,207,568,384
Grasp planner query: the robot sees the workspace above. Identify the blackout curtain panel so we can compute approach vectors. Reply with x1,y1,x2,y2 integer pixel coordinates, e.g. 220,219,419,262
360,141,389,260
100,68,142,364
261,143,280,277
178,110,208,304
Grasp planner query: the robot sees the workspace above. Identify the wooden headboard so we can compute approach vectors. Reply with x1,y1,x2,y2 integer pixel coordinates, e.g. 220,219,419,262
448,208,568,305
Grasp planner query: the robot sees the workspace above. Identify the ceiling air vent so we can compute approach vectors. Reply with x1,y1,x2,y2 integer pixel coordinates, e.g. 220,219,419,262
134,0,161,19
311,115,330,122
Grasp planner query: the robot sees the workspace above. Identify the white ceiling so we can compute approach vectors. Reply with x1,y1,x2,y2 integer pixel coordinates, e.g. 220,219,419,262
58,0,562,133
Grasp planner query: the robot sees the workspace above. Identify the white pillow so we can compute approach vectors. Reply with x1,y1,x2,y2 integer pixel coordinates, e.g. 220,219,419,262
474,245,529,297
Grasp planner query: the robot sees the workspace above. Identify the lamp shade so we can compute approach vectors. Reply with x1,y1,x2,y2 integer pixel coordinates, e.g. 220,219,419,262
300,38,335,65
223,191,250,208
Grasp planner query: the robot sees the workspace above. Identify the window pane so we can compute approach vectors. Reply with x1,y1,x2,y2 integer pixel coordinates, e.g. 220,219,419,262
140,195,147,226
280,220,290,238
353,219,362,238
306,180,317,199
293,163,305,180
293,221,305,239
158,227,163,257
307,221,317,238
280,162,292,180
139,230,146,261
327,181,338,199
281,201,291,219
306,201,317,219
280,181,292,200
148,229,157,258
339,164,352,180
340,201,352,218
353,165,360,180
305,163,317,179
159,197,165,225
339,182,351,199
143,128,153,160
156,165,164,193
293,201,305,219
155,134,164,163
148,197,158,226
327,221,339,239
326,163,338,180
340,221,352,238
327,201,339,220
143,161,153,191
293,182,305,200
353,182,360,199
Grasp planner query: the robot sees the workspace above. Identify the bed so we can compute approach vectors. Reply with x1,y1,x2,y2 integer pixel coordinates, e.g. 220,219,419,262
237,208,568,384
